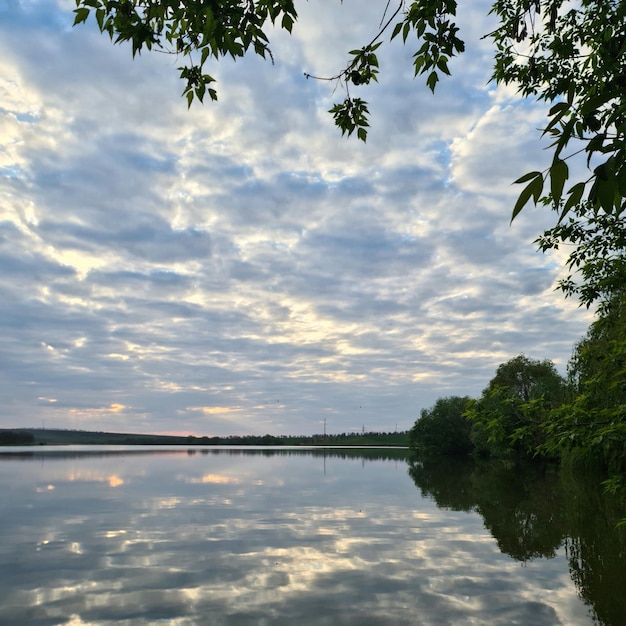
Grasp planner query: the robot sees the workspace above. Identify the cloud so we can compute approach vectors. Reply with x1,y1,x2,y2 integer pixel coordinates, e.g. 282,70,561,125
0,0,594,436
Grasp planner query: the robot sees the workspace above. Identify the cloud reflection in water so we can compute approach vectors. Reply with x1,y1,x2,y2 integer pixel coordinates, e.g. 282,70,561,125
0,448,595,625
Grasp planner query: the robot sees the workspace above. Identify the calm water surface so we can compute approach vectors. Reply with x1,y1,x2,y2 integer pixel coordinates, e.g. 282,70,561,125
0,446,624,625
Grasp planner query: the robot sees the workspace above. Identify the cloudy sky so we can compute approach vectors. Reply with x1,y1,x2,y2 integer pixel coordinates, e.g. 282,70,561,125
0,0,594,437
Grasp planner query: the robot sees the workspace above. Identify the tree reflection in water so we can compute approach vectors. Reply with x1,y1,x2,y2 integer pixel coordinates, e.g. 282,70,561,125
408,456,626,626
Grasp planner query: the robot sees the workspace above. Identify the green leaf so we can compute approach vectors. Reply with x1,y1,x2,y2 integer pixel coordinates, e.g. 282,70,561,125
592,177,618,213
542,102,570,137
554,117,576,159
413,56,425,75
559,182,585,221
513,171,543,185
436,57,450,75
95,8,105,30
281,13,294,33
403,21,411,42
511,173,544,222
585,133,606,167
550,158,569,205
548,101,569,116
73,7,90,25
426,71,438,92
390,21,403,40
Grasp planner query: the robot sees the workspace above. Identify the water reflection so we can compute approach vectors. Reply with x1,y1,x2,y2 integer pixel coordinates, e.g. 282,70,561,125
0,445,411,462
408,456,626,625
0,447,622,625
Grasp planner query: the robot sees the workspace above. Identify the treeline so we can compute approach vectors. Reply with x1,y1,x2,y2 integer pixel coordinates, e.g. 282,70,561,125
409,292,626,493
8,428,408,447
0,430,35,445
192,431,409,447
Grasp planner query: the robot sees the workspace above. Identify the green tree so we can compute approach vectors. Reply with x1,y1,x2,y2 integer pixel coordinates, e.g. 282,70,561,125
542,292,626,476
467,355,569,458
487,354,568,403
409,395,473,456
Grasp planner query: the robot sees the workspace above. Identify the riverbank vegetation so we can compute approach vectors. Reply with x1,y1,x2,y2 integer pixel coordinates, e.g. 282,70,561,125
409,292,626,495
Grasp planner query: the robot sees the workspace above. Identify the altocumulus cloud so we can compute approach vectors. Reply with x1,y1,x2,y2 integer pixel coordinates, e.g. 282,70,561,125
0,0,592,436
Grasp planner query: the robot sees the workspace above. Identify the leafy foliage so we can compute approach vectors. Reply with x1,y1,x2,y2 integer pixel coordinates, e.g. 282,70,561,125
73,0,298,106
328,97,370,142
494,0,626,220
409,336,626,502
536,200,626,309
309,0,465,142
494,0,626,311
540,292,626,475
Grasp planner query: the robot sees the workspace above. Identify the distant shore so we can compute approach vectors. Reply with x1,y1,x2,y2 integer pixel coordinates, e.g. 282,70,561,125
0,427,409,447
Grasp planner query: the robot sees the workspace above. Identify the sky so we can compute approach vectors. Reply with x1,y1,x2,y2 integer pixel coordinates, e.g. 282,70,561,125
0,0,594,437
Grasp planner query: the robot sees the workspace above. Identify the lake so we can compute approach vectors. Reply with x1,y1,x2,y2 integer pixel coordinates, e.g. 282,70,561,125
0,446,624,625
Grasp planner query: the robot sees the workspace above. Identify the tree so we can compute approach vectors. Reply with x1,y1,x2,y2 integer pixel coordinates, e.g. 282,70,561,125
409,395,473,456
541,292,626,475
466,355,569,458
486,354,568,404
